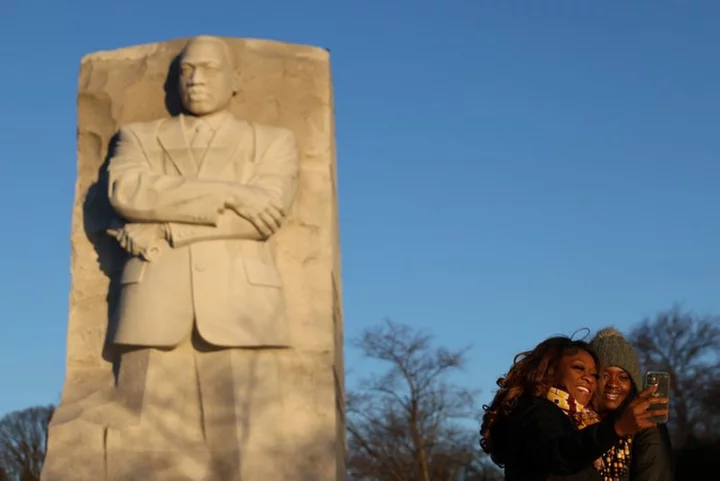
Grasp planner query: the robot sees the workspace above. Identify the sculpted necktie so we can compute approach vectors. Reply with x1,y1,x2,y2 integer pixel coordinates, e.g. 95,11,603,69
191,120,214,163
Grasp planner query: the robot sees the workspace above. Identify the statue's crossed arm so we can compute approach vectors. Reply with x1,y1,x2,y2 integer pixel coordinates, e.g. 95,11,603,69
106,124,299,260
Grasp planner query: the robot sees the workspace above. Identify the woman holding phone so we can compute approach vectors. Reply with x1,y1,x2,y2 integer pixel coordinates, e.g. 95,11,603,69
480,335,668,481
589,328,674,481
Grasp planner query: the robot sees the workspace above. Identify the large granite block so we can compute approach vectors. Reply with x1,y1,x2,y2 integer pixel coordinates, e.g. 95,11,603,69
42,36,345,481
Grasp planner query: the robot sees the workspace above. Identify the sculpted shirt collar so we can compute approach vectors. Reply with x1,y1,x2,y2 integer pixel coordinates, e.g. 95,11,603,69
182,110,231,135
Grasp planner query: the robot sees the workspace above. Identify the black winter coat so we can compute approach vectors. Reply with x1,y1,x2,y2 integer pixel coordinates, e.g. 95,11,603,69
625,424,674,481
489,394,619,481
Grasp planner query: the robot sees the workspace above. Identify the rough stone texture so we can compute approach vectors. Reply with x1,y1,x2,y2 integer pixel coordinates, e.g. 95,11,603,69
42,37,344,480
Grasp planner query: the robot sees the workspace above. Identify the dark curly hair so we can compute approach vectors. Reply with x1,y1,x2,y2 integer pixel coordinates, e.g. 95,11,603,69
479,336,599,465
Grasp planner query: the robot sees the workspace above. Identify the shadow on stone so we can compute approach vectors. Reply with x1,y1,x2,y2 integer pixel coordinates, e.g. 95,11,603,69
163,54,184,117
82,48,184,370
44,354,337,480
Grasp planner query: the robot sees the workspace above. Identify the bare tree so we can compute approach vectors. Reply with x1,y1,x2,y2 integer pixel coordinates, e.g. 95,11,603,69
0,405,54,481
630,305,720,446
346,320,501,481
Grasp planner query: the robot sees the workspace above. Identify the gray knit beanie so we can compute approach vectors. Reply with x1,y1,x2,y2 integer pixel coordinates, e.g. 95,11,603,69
589,327,643,391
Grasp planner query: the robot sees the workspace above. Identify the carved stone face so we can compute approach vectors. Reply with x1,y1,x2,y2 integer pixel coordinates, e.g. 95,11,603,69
178,38,235,116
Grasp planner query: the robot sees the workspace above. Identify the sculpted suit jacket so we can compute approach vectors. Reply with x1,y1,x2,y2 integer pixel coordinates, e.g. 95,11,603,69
107,113,299,349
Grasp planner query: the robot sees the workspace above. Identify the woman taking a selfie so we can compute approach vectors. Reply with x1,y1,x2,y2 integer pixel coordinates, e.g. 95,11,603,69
589,328,674,481
480,336,668,481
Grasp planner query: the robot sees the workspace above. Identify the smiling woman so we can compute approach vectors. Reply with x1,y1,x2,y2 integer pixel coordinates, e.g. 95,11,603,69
599,366,634,410
479,335,668,481
589,328,675,481
555,347,598,406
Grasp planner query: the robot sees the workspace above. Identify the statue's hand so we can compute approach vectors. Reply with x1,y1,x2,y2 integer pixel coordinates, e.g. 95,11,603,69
107,223,168,259
225,186,285,237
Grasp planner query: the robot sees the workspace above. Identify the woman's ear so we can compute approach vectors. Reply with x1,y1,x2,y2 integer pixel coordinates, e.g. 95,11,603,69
546,365,559,384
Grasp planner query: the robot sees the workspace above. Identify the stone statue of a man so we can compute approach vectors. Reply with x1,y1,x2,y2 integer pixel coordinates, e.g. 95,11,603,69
104,35,299,479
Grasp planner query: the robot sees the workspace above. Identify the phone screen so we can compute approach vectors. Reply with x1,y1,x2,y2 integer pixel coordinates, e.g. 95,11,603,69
643,371,670,424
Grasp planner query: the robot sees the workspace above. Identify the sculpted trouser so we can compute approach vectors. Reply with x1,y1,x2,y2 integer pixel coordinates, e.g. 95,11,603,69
107,328,285,481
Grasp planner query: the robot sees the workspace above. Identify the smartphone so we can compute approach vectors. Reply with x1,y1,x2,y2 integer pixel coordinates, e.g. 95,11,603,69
643,371,671,424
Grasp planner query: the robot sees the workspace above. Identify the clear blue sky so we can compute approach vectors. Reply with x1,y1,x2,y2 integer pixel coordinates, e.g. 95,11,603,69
1,0,719,416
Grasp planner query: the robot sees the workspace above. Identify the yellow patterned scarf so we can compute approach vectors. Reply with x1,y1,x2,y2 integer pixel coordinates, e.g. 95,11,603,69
546,388,632,481
546,387,599,428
